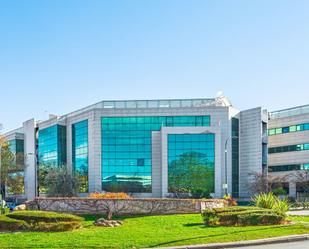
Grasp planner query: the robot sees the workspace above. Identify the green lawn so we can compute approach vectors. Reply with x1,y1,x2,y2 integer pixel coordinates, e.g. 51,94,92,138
0,214,308,249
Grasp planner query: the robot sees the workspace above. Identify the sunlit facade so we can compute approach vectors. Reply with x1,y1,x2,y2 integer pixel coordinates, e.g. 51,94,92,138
3,96,268,200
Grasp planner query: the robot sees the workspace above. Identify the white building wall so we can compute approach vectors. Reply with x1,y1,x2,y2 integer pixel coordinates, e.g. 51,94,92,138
23,119,37,200
160,126,222,198
239,107,264,198
6,99,269,199
268,112,309,197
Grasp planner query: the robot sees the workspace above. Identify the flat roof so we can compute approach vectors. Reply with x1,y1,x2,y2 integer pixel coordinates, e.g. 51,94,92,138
62,96,232,119
270,104,309,119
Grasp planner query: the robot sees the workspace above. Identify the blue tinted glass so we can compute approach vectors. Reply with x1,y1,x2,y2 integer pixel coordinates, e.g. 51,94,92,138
167,133,215,194
38,125,66,193
72,120,88,193
101,115,210,193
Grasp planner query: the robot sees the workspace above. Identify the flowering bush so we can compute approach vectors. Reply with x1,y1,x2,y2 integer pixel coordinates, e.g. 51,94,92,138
223,194,237,206
89,192,132,199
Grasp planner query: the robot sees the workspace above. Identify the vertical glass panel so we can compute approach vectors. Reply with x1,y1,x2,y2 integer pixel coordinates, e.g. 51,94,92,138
103,102,115,108
137,101,147,108
114,101,125,108
159,100,169,107
231,118,239,198
38,124,67,194
101,115,210,193
72,120,88,193
181,100,191,107
275,128,282,134
126,101,137,108
170,100,181,108
289,126,297,132
148,101,158,108
5,139,25,195
167,133,215,195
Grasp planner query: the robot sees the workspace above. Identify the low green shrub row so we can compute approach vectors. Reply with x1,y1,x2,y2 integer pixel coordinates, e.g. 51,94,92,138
0,211,83,232
30,221,82,232
0,215,29,231
202,206,285,226
7,211,83,223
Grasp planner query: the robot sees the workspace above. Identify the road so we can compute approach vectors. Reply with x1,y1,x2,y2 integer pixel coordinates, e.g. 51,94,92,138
242,240,309,248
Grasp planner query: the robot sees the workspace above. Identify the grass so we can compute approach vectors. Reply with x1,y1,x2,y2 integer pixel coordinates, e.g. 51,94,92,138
0,214,308,249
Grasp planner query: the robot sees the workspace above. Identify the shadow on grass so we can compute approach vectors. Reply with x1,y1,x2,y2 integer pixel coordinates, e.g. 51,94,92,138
183,222,204,227
149,225,288,248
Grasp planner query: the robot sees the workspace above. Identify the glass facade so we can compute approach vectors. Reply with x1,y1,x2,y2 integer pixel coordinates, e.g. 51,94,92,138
268,123,309,136
167,134,215,194
269,143,309,154
72,120,88,193
231,118,239,198
6,139,25,195
38,125,67,193
269,163,309,172
101,116,210,193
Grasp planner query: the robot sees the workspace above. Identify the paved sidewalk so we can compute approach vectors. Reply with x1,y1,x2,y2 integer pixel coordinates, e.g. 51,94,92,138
149,234,309,249
288,210,309,216
247,240,309,248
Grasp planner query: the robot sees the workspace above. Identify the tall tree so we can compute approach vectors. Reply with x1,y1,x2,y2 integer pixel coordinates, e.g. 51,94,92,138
0,135,24,197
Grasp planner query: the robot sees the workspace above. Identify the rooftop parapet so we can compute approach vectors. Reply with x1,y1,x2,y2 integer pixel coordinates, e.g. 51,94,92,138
270,104,309,119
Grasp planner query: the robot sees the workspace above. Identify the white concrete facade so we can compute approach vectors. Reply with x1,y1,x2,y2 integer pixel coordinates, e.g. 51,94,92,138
2,97,267,200
269,106,309,198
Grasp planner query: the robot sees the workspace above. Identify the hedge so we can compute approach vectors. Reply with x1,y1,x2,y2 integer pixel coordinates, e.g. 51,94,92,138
30,221,82,232
7,211,83,223
0,215,29,231
1,211,83,232
202,206,285,226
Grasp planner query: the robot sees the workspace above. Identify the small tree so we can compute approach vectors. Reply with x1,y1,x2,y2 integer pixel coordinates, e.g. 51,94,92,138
0,136,21,197
249,172,288,194
44,165,81,197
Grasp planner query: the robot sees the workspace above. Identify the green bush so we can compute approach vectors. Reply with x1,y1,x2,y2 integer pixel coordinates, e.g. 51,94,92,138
238,213,284,226
2,211,83,232
7,211,83,223
30,221,82,232
252,193,289,217
202,206,285,226
252,193,277,209
0,215,29,231
272,187,287,196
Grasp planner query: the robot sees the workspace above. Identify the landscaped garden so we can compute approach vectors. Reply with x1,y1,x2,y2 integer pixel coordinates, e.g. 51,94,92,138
0,213,309,249
1,193,309,249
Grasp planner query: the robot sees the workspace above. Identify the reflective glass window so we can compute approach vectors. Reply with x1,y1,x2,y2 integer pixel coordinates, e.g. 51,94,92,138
72,120,88,193
168,134,215,194
101,115,210,193
38,125,67,193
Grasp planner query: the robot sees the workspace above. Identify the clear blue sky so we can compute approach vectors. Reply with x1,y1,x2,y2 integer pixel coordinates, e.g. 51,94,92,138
1,0,309,132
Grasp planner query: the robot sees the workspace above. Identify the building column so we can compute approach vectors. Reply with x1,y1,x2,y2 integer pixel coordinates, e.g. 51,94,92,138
289,181,297,198
23,119,37,200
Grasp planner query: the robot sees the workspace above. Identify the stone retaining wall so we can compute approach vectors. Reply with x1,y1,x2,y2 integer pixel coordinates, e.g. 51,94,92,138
26,198,227,215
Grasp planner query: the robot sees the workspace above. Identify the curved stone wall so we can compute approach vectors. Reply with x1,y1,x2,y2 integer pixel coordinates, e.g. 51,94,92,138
26,198,227,215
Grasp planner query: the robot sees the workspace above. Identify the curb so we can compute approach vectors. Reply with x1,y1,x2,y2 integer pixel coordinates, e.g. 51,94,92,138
144,234,309,249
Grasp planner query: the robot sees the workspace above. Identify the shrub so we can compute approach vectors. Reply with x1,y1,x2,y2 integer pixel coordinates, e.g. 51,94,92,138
30,221,82,232
43,165,81,197
202,206,285,226
272,187,287,196
190,189,211,199
0,215,29,231
7,211,83,223
223,194,237,206
89,192,132,199
252,193,277,209
252,192,289,217
237,213,284,226
2,211,83,232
